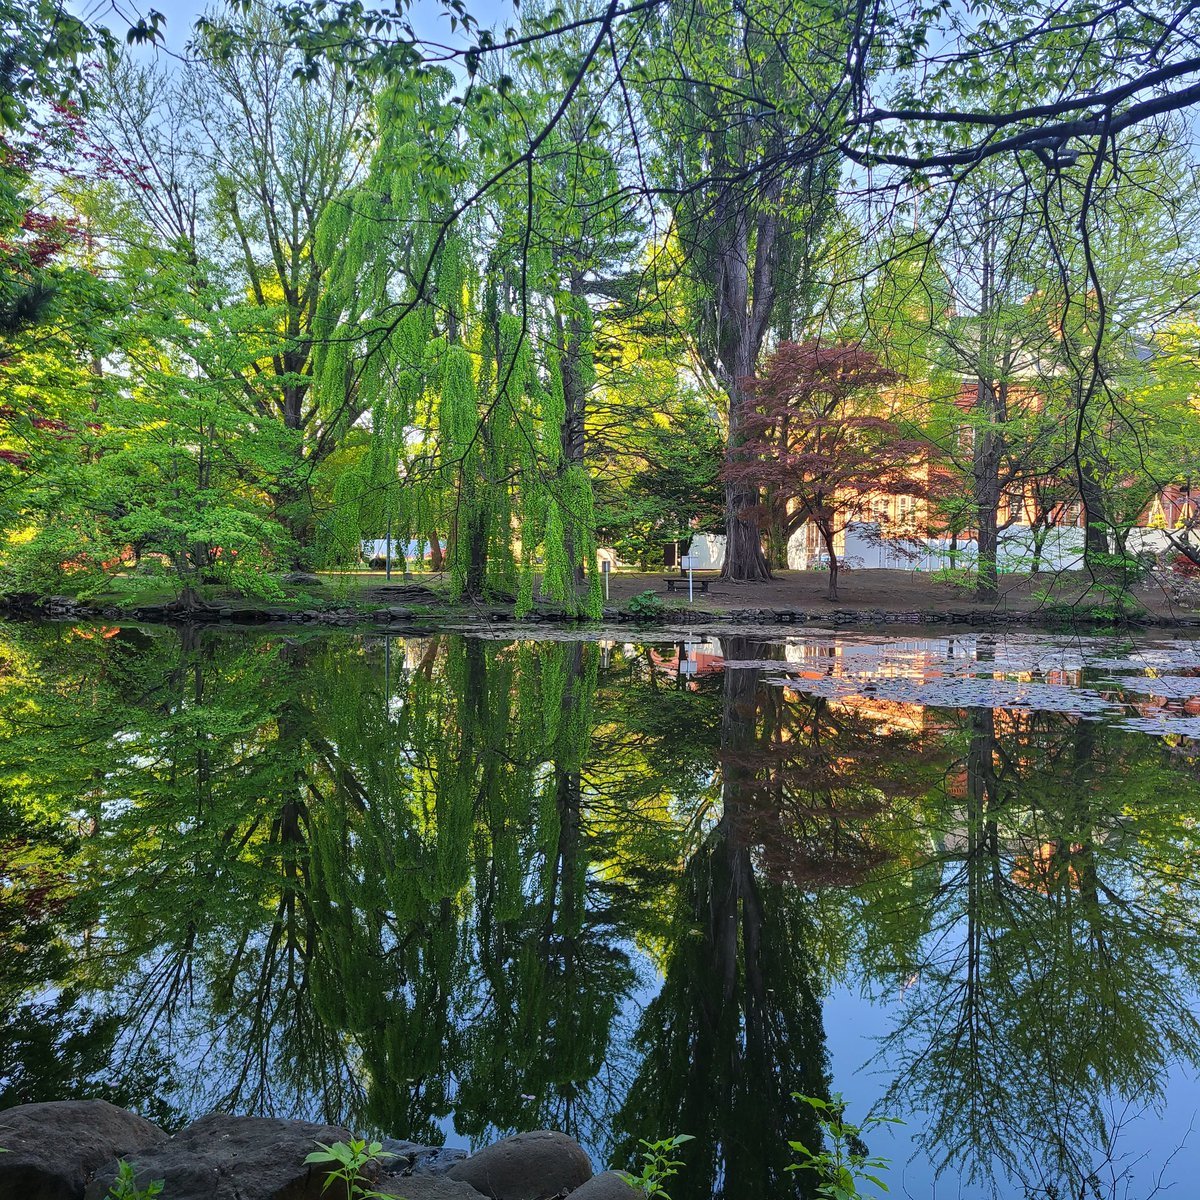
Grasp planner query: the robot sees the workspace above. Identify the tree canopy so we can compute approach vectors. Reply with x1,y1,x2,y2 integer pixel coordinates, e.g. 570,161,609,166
2,0,1200,602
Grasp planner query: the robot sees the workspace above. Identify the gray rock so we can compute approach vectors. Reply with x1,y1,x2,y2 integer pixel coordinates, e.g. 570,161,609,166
379,1139,469,1177
378,1177,486,1200
83,1113,354,1200
448,1131,592,1200
0,1099,167,1200
568,1172,642,1200
284,572,323,586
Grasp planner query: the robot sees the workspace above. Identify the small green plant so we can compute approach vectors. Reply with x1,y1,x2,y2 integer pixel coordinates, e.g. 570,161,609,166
626,589,666,620
788,1094,899,1200
106,1160,164,1200
304,1139,396,1200
620,1134,693,1198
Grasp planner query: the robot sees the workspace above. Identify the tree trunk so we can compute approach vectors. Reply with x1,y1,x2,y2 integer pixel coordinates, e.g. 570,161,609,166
721,368,772,581
466,514,488,597
819,521,839,601
1079,458,1110,564
723,480,772,581
975,500,999,603
1031,525,1047,575
557,288,589,585
766,489,789,571
973,379,1003,603
713,191,776,582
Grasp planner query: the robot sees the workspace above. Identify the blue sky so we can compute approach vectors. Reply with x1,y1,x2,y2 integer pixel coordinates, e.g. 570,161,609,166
81,0,517,58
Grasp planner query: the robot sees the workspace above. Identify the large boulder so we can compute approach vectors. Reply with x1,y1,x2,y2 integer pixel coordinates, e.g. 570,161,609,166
0,1099,167,1200
447,1131,592,1200
567,1172,642,1200
82,1113,355,1200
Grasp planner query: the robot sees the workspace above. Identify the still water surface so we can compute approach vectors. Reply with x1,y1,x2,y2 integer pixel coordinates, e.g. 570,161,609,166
3,621,1200,1198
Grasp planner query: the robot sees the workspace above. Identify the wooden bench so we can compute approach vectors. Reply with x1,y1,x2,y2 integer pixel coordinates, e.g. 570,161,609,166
664,576,713,594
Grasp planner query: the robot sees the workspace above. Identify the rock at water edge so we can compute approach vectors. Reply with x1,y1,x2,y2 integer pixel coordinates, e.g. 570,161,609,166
447,1131,592,1200
567,1170,643,1200
83,1113,355,1200
377,1177,488,1200
0,1099,167,1200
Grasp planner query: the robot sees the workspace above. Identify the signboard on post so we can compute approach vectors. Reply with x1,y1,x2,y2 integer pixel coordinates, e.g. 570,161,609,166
680,555,696,602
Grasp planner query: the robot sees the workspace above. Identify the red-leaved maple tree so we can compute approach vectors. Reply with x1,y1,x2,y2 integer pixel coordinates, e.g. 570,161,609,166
724,341,929,601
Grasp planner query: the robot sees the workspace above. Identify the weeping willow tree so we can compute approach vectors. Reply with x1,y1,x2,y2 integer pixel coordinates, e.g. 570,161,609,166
310,75,444,572
499,6,645,616
309,61,615,617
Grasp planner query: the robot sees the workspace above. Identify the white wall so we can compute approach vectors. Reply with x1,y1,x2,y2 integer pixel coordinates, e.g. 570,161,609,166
686,533,726,570
361,538,443,563
785,520,1089,573
1126,528,1171,557
687,521,1111,575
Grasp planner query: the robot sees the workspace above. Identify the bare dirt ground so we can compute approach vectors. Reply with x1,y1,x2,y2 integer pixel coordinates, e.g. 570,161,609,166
597,567,1189,620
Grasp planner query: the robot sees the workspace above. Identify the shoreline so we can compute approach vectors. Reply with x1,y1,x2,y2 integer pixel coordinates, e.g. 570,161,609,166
0,1100,620,1200
7,591,1200,633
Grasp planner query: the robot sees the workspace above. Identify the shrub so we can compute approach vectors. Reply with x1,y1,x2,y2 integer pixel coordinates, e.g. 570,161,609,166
626,589,666,620
0,524,126,595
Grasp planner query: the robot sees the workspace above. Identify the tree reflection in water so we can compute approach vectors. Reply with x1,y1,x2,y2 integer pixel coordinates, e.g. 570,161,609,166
869,703,1200,1195
1,623,1199,1198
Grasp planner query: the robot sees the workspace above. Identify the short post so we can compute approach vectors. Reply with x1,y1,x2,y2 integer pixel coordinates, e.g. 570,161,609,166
681,554,695,602
601,557,611,602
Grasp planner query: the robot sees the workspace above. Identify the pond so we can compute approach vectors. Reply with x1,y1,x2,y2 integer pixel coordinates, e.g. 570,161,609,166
2,621,1200,1199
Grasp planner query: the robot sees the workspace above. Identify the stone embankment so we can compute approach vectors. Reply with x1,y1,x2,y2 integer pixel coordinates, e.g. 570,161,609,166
0,1101,639,1200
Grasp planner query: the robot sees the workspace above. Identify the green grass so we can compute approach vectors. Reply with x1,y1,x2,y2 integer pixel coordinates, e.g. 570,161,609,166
56,568,452,614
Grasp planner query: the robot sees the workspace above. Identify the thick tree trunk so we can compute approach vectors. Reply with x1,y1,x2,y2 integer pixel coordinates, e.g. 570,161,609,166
723,480,772,581
713,192,777,582
722,363,771,581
